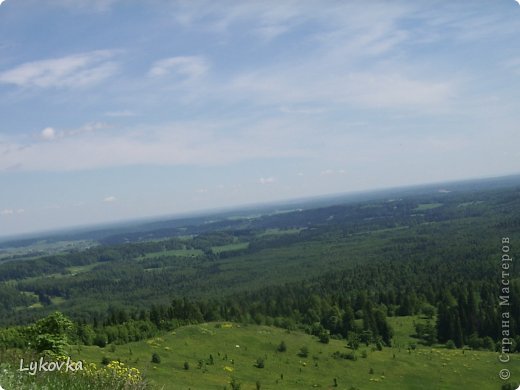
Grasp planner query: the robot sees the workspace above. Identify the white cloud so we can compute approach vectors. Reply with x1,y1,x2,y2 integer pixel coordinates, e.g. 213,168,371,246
103,196,117,202
196,188,208,193
37,123,108,142
0,118,309,172
231,69,454,110
0,51,117,88
258,177,275,185
148,56,208,79
41,127,56,141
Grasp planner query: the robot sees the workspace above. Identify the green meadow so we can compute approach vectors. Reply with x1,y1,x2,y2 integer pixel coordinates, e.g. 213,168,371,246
69,319,509,390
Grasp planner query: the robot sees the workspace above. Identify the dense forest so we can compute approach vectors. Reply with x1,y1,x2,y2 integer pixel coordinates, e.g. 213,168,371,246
0,178,519,357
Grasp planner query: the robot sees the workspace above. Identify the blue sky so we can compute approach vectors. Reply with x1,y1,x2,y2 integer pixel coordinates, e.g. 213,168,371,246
0,0,519,237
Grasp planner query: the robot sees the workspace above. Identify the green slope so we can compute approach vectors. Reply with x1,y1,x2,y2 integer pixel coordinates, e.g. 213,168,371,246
70,320,510,390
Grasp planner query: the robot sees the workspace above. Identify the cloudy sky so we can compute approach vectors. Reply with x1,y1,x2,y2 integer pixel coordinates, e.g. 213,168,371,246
0,0,519,237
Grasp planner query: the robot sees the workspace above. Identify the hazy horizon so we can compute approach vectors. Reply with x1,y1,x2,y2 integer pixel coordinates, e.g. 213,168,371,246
1,172,518,241
1,1,520,237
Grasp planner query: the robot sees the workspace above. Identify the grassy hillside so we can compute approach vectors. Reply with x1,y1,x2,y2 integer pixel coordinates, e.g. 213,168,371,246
69,319,508,390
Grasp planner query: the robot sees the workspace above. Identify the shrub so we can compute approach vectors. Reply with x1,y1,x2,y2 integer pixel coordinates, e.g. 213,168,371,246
446,340,456,349
255,357,265,368
151,353,161,364
230,377,241,390
332,351,357,361
183,361,190,370
298,346,309,357
277,341,287,352
319,331,330,344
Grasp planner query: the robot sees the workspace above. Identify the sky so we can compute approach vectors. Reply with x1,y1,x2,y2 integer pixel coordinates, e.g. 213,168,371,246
0,0,519,237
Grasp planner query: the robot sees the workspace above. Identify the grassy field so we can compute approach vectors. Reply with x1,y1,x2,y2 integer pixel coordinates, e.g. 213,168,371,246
257,228,303,237
142,248,204,259
211,242,249,254
413,203,443,211
69,318,509,390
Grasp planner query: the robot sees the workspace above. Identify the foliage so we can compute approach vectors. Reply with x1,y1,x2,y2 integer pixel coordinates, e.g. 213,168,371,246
0,359,145,390
151,352,161,363
298,345,309,357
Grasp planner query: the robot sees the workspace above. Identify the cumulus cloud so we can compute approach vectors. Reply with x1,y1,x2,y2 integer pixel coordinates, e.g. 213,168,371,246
38,122,108,142
0,118,308,172
0,51,117,88
103,196,117,202
41,127,56,141
148,56,208,79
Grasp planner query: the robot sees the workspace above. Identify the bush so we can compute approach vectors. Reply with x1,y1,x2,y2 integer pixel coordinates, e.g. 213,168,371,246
151,353,161,364
255,357,265,368
183,361,190,370
277,341,287,352
446,340,456,349
93,334,107,348
319,331,330,344
298,346,309,357
230,377,241,390
332,351,356,361
482,336,495,351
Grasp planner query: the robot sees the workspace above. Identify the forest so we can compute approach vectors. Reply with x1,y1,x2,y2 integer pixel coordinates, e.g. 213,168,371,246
0,177,519,388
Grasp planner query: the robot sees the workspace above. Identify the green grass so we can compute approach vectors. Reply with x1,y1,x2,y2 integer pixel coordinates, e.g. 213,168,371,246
211,242,249,254
458,201,485,207
69,320,508,390
67,263,100,275
413,203,443,211
257,228,303,237
387,315,429,347
142,248,204,259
